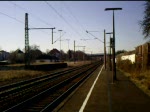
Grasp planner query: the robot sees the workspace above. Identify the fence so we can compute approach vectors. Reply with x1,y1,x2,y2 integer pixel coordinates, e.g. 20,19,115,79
135,42,150,70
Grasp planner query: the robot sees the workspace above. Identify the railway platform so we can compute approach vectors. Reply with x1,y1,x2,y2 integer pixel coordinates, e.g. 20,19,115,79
54,65,150,112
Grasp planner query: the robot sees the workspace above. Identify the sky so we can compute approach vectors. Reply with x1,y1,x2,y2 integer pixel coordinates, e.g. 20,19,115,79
0,1,148,54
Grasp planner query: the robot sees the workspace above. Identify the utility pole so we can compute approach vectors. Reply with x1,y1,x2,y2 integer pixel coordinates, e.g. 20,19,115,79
110,37,113,70
74,40,75,64
110,37,113,71
51,28,55,44
106,32,113,71
25,13,30,68
105,7,122,80
24,13,55,67
104,29,106,70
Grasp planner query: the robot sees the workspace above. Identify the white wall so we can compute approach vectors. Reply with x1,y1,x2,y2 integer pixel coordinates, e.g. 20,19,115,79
121,54,135,63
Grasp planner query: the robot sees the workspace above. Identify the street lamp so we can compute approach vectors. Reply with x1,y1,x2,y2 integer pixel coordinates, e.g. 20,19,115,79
106,32,113,71
105,7,122,80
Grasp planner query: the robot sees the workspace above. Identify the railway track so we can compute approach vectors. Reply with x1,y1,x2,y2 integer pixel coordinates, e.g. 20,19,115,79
1,62,101,112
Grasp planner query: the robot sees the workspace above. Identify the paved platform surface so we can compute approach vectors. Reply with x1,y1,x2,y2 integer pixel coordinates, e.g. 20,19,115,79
54,65,150,112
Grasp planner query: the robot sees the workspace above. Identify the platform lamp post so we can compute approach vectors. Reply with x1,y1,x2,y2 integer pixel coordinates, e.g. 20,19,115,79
105,8,122,80
106,32,113,71
58,30,63,62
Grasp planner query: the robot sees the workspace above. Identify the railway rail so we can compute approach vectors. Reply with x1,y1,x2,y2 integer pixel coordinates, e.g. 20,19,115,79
1,62,101,112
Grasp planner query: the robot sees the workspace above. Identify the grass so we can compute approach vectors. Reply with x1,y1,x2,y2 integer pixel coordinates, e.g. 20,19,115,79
4,61,91,66
0,70,51,82
134,71,150,90
121,69,150,97
0,61,91,82
117,59,150,97
66,61,91,67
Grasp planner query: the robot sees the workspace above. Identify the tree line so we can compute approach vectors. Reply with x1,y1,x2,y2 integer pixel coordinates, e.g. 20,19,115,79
8,45,90,64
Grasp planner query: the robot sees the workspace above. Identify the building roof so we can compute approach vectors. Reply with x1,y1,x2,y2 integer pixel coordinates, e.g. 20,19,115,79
15,49,24,54
0,50,9,54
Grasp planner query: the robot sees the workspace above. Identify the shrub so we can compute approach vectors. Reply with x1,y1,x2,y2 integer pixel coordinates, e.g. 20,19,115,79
117,58,142,74
117,59,150,96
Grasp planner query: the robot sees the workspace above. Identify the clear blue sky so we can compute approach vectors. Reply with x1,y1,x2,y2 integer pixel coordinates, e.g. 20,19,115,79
0,1,148,54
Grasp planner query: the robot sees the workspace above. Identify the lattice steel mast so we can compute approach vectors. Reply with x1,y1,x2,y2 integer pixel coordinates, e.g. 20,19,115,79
25,13,30,67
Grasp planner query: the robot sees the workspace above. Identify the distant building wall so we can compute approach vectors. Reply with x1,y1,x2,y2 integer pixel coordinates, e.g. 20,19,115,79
121,54,135,63
117,42,150,70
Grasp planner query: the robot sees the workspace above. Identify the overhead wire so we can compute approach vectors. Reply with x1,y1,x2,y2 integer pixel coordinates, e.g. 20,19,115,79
87,32,104,43
0,10,49,35
0,6,56,51
9,1,54,27
45,1,85,40
9,1,87,43
62,2,94,42
62,2,86,32
9,1,54,36
9,1,70,51
0,11,24,24
62,2,86,38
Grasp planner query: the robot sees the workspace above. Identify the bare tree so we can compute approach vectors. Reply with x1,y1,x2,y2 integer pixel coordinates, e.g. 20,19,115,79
29,45,42,63
67,50,74,61
9,49,24,63
140,1,150,39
